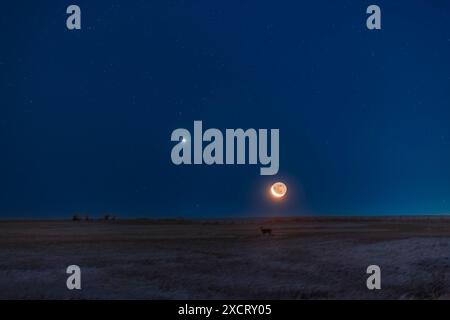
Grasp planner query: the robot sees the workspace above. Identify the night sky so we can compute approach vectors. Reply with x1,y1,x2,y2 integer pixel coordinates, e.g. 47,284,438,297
1,1,450,218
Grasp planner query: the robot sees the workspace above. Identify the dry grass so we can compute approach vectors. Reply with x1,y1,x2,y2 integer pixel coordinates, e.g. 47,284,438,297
0,218,449,299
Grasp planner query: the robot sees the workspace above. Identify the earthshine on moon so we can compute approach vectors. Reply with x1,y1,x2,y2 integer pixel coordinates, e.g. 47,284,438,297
270,182,287,198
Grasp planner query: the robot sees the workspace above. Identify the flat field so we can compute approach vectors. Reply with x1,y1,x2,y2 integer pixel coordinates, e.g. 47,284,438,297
0,218,449,299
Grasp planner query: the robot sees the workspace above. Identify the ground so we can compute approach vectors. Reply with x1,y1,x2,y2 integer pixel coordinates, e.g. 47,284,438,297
0,218,449,299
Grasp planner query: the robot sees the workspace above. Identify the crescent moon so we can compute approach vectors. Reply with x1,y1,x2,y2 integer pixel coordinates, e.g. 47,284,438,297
270,182,287,198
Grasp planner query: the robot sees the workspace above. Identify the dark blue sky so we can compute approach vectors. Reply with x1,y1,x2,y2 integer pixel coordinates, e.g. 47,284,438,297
1,1,450,218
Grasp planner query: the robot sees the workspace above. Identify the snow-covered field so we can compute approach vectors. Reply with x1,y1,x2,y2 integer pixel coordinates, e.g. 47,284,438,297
0,219,449,299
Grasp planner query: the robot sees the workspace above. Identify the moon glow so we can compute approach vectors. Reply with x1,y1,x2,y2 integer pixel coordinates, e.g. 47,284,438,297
270,182,287,198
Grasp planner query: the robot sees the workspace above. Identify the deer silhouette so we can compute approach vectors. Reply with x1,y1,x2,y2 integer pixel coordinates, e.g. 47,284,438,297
260,226,272,236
